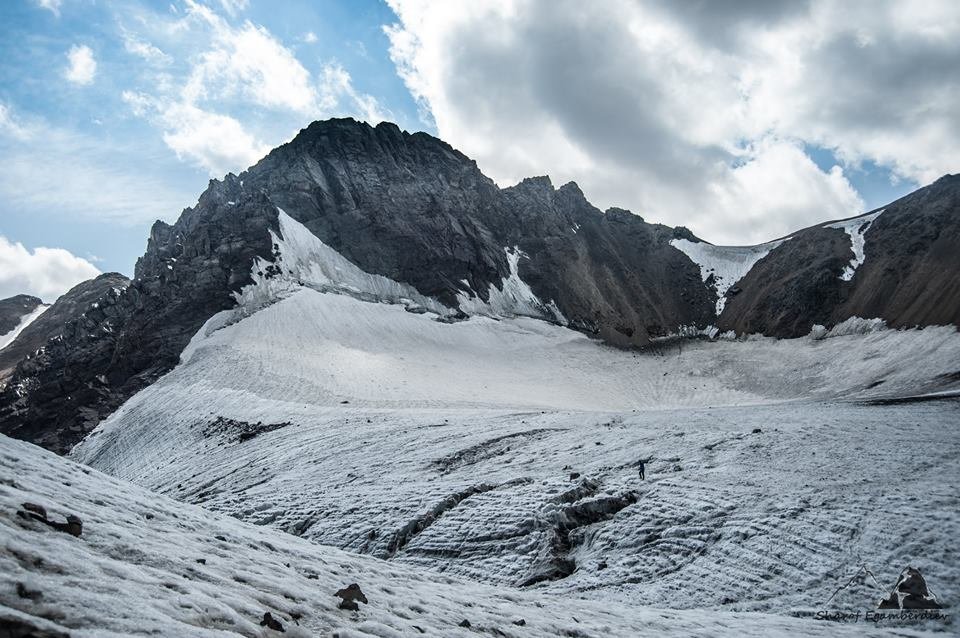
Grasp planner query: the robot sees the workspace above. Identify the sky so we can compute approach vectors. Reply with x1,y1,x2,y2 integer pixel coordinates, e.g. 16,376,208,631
1,0,958,301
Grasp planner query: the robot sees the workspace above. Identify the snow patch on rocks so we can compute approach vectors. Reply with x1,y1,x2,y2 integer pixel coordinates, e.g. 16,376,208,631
234,207,450,317
0,304,49,351
809,317,888,340
670,238,788,315
825,209,884,281
457,247,567,324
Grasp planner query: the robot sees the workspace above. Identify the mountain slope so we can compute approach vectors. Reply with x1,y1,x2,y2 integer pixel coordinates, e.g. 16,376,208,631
224,119,715,341
0,294,44,337
0,118,958,453
713,174,960,336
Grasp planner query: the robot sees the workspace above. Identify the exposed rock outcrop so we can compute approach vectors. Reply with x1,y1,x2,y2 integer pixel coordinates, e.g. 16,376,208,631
0,187,276,453
877,566,941,610
0,274,129,383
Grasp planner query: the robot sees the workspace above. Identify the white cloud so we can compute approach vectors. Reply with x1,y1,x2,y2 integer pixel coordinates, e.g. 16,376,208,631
122,91,269,177
703,140,865,243
384,0,960,244
318,63,392,125
0,104,30,140
0,236,100,301
64,44,97,85
183,7,317,114
120,2,390,176
160,102,270,175
123,33,173,66
303,31,318,44
218,0,249,17
34,0,61,17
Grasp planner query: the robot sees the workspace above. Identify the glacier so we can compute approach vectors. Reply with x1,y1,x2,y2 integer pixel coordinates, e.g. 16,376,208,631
11,216,959,636
5,434,938,637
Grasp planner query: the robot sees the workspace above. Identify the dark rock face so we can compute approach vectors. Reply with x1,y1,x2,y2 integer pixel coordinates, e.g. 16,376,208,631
0,294,43,336
334,583,368,611
0,188,277,454
259,611,285,631
246,120,507,307
16,501,83,537
0,118,956,454
835,175,960,329
720,174,960,337
238,120,714,344
718,226,852,336
0,274,129,382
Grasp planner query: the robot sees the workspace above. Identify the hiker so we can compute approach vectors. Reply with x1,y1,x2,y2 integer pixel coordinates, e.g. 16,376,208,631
638,459,646,480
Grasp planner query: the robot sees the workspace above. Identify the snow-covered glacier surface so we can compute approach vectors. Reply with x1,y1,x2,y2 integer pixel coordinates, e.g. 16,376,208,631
68,283,960,633
6,435,932,638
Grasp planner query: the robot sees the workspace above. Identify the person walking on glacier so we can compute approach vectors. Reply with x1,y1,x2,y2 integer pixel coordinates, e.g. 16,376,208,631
638,459,646,480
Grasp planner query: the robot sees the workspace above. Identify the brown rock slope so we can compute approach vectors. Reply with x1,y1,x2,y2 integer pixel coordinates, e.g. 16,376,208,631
720,174,960,336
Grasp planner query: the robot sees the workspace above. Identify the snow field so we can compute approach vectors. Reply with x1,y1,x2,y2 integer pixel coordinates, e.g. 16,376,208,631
669,238,788,315
6,435,939,637
68,289,960,631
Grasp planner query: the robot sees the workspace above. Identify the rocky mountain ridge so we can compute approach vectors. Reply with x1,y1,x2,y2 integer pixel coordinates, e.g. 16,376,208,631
0,274,129,383
718,175,960,336
0,118,957,453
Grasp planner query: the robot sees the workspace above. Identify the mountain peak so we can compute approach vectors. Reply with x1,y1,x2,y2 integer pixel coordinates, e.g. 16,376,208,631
516,175,554,190
1,119,958,456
